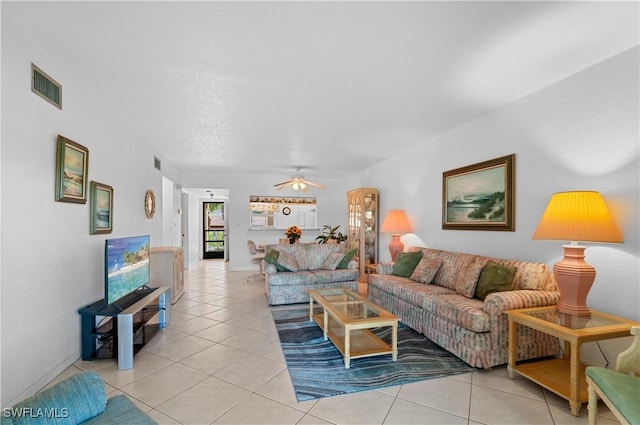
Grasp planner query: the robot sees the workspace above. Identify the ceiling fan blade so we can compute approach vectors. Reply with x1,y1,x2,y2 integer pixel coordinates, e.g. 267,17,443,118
273,167,327,191
304,180,326,189
273,180,293,188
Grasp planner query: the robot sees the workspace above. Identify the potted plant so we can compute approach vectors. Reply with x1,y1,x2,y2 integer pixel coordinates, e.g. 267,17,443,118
315,225,348,244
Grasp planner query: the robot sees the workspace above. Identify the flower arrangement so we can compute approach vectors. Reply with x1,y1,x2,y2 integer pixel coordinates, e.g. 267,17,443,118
285,225,302,242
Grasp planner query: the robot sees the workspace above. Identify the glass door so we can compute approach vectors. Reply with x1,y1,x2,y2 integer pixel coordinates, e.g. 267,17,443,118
203,202,225,259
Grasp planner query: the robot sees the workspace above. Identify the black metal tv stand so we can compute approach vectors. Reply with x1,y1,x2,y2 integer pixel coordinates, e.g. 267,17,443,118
78,286,171,369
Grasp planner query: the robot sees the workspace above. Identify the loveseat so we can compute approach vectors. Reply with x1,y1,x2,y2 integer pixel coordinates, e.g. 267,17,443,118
1,372,156,424
263,243,359,305
368,247,561,369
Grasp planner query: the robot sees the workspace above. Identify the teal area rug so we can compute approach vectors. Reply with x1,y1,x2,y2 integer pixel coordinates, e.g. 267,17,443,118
272,307,474,401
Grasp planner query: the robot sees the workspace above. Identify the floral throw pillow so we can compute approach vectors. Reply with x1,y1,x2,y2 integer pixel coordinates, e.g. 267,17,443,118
409,258,442,284
277,251,299,272
319,253,345,270
455,261,484,298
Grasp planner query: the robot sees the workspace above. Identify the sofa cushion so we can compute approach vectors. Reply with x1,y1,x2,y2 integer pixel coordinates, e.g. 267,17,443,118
435,295,491,332
393,281,455,308
337,248,357,269
9,372,106,425
410,258,441,284
456,261,484,298
586,367,640,424
277,251,299,271
392,251,423,277
310,268,359,283
319,252,345,270
369,274,454,308
475,261,517,300
266,270,316,287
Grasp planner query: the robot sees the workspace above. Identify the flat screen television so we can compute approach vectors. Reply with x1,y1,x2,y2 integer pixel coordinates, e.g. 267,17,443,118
105,235,151,306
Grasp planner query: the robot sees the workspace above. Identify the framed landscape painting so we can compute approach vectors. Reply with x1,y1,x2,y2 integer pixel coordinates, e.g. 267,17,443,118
442,154,515,231
90,181,113,234
55,135,89,203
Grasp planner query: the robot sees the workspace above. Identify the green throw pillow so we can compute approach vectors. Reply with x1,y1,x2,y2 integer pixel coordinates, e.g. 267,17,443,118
392,251,423,278
474,261,517,300
337,248,357,269
264,247,287,272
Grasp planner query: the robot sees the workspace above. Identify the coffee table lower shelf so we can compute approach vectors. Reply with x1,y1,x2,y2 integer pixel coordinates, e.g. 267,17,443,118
509,358,588,403
312,313,395,368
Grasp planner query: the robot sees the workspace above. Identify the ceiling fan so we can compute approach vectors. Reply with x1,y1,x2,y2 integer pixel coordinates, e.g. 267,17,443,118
273,167,326,192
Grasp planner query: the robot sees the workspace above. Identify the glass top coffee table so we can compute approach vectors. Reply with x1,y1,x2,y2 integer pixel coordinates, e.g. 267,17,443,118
309,288,399,368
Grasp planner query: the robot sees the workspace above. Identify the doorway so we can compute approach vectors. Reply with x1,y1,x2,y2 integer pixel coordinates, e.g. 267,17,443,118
203,202,225,259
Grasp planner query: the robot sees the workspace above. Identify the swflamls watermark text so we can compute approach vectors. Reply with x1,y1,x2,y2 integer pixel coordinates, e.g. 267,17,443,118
3,407,69,419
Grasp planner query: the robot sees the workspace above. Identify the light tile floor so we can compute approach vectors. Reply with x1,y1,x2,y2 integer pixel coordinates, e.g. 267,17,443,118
56,259,619,425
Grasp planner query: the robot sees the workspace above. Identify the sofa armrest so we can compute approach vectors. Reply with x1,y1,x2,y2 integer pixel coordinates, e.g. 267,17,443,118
82,395,156,425
3,372,107,425
264,262,278,274
376,263,394,275
483,290,560,315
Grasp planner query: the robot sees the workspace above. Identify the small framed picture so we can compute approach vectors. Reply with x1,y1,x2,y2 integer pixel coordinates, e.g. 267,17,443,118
442,154,515,231
55,135,89,203
90,181,113,234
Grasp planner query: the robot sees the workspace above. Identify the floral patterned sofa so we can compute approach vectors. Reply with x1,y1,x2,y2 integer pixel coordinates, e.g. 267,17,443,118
368,247,561,369
263,243,359,305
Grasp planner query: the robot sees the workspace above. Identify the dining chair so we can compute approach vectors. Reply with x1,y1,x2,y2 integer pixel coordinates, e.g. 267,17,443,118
247,240,265,281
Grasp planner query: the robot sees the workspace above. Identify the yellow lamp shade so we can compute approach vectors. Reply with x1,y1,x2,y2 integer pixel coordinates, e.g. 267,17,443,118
532,191,623,243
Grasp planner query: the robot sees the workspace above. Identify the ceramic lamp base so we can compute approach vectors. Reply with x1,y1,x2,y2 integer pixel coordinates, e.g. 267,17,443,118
388,234,404,262
554,245,596,316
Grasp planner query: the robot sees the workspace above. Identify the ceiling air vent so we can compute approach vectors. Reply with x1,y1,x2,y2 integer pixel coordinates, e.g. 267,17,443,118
31,64,62,109
154,156,162,171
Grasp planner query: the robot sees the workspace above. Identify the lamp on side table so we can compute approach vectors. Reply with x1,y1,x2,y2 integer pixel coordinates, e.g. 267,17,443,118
381,209,413,262
532,191,623,316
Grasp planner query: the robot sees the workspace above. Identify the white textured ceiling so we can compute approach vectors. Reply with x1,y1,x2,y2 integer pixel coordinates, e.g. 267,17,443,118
5,1,639,179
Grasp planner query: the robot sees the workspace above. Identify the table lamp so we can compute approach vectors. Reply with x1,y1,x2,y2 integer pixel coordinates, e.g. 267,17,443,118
381,210,413,261
532,191,623,316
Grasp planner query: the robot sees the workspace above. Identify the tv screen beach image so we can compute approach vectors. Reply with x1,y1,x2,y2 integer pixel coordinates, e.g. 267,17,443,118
106,235,150,304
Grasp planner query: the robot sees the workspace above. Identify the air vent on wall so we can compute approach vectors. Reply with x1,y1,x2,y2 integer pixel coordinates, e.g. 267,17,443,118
31,64,62,109
154,156,162,171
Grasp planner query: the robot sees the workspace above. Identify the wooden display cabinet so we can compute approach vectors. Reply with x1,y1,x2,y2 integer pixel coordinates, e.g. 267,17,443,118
150,247,185,304
346,188,378,280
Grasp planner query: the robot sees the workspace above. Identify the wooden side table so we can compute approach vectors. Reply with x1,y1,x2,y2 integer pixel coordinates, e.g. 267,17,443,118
365,263,377,275
506,306,639,416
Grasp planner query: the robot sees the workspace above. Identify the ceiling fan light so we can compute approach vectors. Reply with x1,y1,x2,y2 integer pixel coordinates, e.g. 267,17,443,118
299,182,306,190
292,182,299,190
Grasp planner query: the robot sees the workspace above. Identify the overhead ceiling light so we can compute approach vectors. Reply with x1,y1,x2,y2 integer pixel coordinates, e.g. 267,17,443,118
273,167,325,192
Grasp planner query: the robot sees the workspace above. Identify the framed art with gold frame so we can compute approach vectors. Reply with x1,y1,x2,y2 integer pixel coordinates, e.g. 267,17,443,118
55,135,89,203
90,181,113,234
442,154,515,231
